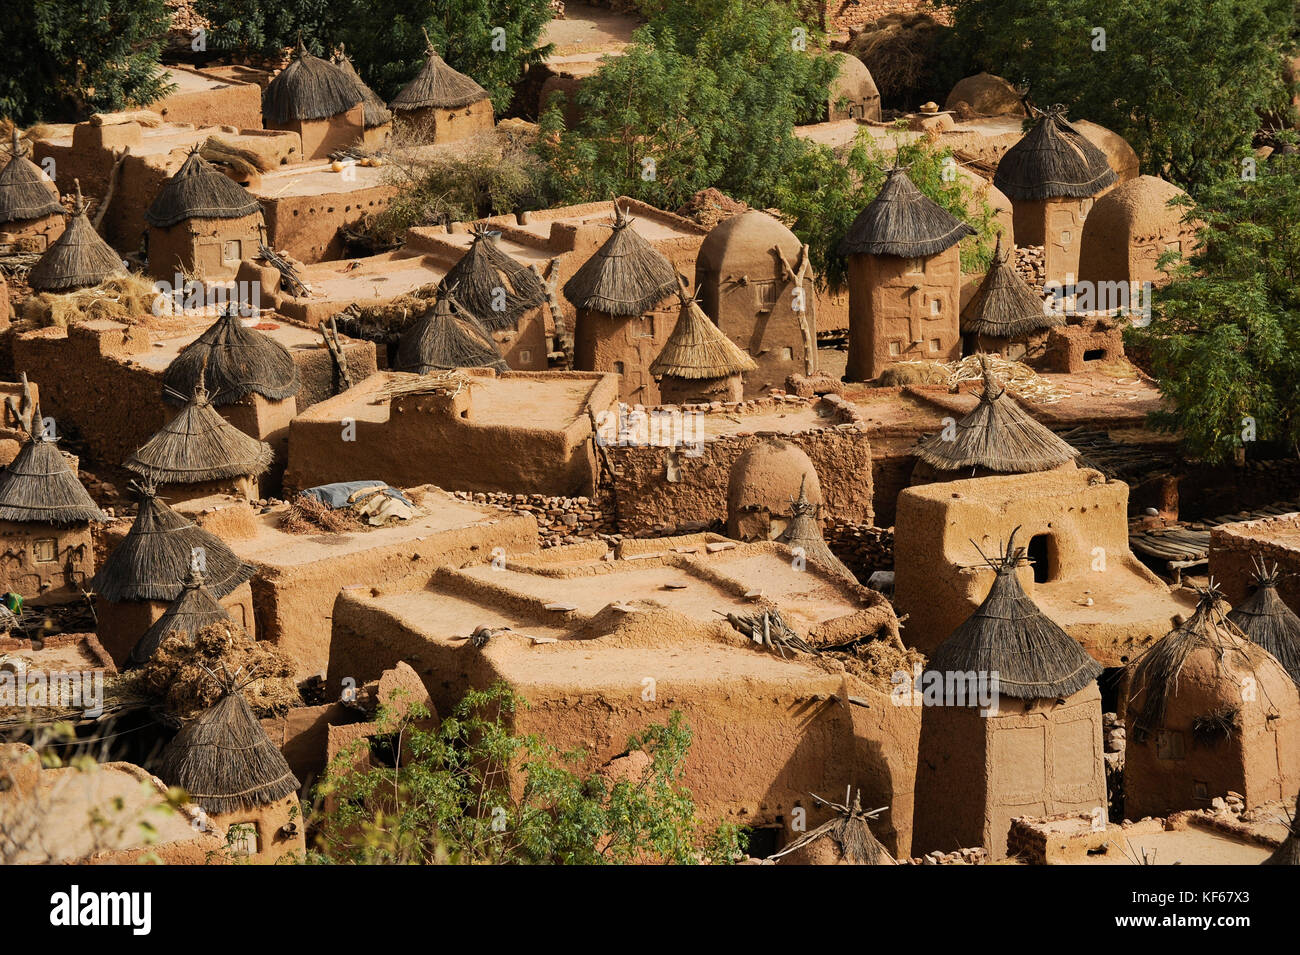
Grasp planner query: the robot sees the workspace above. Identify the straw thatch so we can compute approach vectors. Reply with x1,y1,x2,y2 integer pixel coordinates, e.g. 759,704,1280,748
960,237,1059,338
929,529,1103,699
775,477,857,585
156,689,299,814
0,433,107,525
651,295,757,380
90,487,256,602
162,306,300,406
913,356,1078,473
126,381,274,484
262,39,363,125
0,130,63,224
993,106,1117,201
1264,798,1300,865
390,39,490,111
144,148,261,229
563,206,679,316
20,273,168,329
127,568,232,669
438,224,548,332
838,166,975,258
392,292,507,374
27,186,125,293
1225,560,1300,688
332,46,392,129
769,791,892,865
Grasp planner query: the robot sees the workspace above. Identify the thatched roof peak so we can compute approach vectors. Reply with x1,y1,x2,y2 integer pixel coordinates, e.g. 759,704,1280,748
28,181,126,293
332,46,393,129
775,476,858,585
1226,558,1300,687
126,380,274,485
562,206,679,316
769,790,893,865
929,529,1103,699
162,306,300,407
993,106,1118,201
651,295,757,380
157,688,299,814
0,431,108,525
393,292,507,374
437,224,548,332
960,236,1060,338
390,31,490,111
913,355,1078,473
838,165,975,258
0,130,63,225
263,39,363,125
145,148,261,229
127,567,233,669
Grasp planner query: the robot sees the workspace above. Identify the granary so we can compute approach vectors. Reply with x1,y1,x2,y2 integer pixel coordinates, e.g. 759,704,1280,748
126,567,232,669
959,238,1059,360
332,45,393,150
1077,175,1198,291
726,438,823,541
0,425,107,603
1225,560,1300,688
0,131,65,252
156,688,305,862
26,183,126,293
1125,587,1300,819
775,478,857,585
388,37,494,143
262,39,364,160
392,293,508,375
828,55,881,122
437,224,551,371
125,378,274,503
770,791,894,864
144,147,262,281
162,306,301,466
911,359,1078,483
840,166,975,382
993,106,1117,287
913,532,1106,860
694,210,817,396
90,485,257,667
894,468,1189,664
650,294,757,403
564,205,682,405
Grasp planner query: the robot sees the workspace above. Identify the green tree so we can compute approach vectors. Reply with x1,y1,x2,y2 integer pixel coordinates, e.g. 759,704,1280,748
1127,153,1300,463
0,0,175,124
939,0,1296,191
313,682,744,864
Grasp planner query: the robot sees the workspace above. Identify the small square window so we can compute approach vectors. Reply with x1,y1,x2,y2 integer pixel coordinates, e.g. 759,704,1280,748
929,338,941,352
930,299,942,316
1060,230,1072,247
1192,780,1209,800
613,362,625,375
519,349,531,363
780,347,793,360
1165,240,1182,254
33,539,56,562
905,258,925,275
1156,729,1186,760
888,341,902,357
227,822,259,856
222,239,242,263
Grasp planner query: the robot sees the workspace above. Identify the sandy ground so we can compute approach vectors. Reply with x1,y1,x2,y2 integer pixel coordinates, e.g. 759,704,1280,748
543,3,642,57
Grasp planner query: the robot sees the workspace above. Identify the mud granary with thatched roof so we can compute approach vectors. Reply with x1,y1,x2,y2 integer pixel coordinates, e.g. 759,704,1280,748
438,224,551,371
650,294,757,403
388,34,494,144
839,165,975,382
912,530,1106,860
694,209,817,396
993,105,1118,287
127,567,233,669
332,45,393,150
1225,560,1300,689
960,237,1060,361
156,688,305,862
393,292,509,375
564,205,682,405
0,130,65,253
26,182,125,294
145,147,263,281
262,39,364,160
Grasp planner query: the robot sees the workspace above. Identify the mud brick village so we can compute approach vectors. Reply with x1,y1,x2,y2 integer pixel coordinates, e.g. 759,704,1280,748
2,0,1300,870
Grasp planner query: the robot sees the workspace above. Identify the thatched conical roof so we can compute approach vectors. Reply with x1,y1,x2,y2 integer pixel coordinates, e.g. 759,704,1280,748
126,381,274,485
0,432,107,525
651,295,757,380
157,689,299,814
145,148,261,229
393,292,507,374
838,166,975,258
262,39,363,125
27,184,125,293
913,357,1077,473
770,792,893,865
563,206,679,316
90,487,256,603
1225,560,1300,688
930,530,1103,699
438,224,548,332
775,477,857,585
390,36,490,111
127,568,233,669
332,46,392,129
162,306,300,407
993,106,1117,201
0,130,63,225
960,237,1059,338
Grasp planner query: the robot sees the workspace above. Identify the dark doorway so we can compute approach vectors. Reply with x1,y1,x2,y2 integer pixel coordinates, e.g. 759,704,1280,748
1027,534,1052,583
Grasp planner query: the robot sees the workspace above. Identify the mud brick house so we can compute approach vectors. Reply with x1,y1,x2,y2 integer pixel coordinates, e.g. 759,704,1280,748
1077,175,1199,291
249,159,396,264
389,42,495,144
0,131,65,254
262,41,364,161
152,66,264,130
331,48,393,151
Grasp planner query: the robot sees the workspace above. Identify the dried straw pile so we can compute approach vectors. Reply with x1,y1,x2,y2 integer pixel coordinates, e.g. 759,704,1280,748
20,274,167,329
127,569,232,669
279,494,362,534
